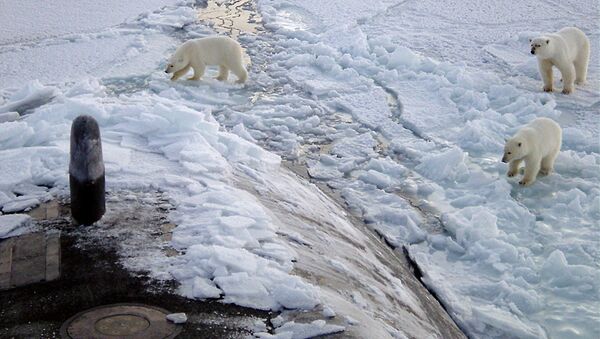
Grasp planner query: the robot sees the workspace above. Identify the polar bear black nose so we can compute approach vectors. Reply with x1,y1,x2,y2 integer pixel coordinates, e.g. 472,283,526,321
530,49,535,55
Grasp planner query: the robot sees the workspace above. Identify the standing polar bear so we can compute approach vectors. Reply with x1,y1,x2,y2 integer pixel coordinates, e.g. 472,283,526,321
502,118,562,186
530,27,590,94
165,36,248,83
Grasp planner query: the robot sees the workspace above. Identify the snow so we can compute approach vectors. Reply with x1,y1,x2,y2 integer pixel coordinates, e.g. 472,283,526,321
0,0,321,322
0,3,196,89
322,306,336,318
188,277,222,299
166,312,188,324
255,319,345,339
0,80,57,114
0,214,36,239
0,0,182,45
1,0,599,338
2,197,41,214
174,245,319,310
274,320,345,338
249,0,598,337
0,112,20,123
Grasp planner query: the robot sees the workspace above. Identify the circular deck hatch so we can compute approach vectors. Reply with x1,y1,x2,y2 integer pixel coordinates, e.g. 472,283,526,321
60,303,182,339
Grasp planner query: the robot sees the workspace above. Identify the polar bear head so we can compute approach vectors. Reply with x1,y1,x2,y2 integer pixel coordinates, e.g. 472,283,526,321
165,53,188,74
529,37,552,58
502,136,528,163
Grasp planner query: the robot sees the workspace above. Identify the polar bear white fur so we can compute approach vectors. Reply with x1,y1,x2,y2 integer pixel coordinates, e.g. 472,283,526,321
530,27,590,94
502,117,562,186
165,36,247,83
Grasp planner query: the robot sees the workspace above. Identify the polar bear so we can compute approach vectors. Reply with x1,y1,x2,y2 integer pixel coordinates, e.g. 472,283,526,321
165,36,248,83
502,117,562,186
530,27,590,94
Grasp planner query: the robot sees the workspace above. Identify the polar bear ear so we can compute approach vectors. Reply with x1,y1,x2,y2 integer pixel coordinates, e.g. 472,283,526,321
178,57,184,63
529,38,532,42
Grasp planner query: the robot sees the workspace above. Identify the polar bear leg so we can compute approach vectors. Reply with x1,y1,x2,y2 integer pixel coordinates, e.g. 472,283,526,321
574,40,590,85
188,64,205,81
540,148,559,176
520,156,541,186
539,60,553,92
230,63,248,84
507,159,522,177
171,65,191,81
558,62,576,94
216,65,229,81
539,156,555,175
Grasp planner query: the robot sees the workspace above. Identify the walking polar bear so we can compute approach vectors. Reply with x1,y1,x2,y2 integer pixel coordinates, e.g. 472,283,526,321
165,36,248,83
502,117,562,186
530,27,590,94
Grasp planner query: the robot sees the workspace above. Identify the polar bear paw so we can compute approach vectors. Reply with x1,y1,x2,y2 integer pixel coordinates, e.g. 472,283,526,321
519,178,534,186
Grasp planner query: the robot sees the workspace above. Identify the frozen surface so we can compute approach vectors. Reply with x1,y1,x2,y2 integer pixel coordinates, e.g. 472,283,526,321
0,1,197,89
247,0,598,337
1,0,598,338
0,81,57,114
255,316,346,338
1,2,418,337
271,320,345,338
0,112,20,123
0,214,36,239
166,312,188,324
0,0,182,45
